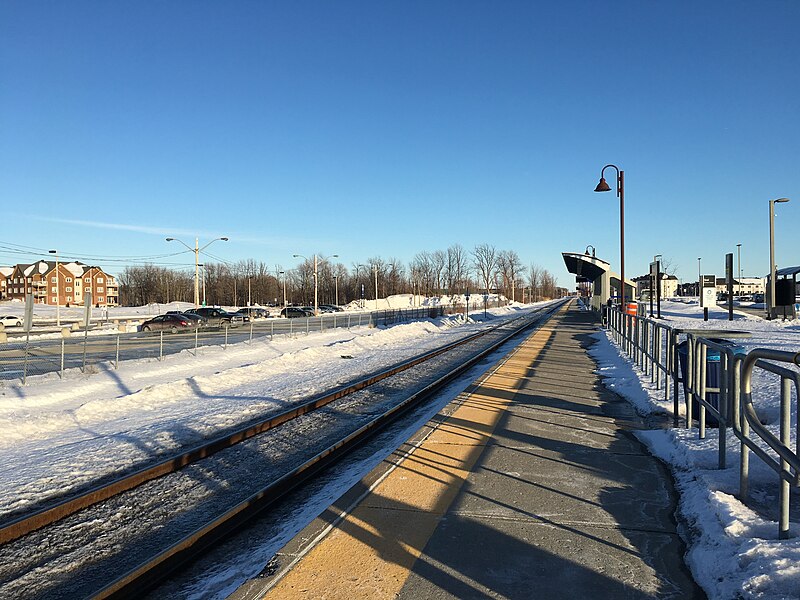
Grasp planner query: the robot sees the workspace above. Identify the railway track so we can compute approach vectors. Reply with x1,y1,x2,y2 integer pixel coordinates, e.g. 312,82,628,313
0,300,566,599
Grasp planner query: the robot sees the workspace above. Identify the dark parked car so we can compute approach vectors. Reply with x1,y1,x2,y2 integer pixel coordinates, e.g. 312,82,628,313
191,307,244,327
141,314,198,333
318,304,344,313
280,307,311,318
236,307,269,320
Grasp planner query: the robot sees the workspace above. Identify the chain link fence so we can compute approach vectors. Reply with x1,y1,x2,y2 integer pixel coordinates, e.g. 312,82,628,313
0,307,451,384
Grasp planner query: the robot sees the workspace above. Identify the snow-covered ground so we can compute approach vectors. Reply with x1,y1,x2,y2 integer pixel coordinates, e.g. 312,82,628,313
0,301,531,520
590,298,800,599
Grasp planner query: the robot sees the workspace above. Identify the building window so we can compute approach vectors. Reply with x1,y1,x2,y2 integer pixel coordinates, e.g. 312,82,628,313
66,296,72,302
52,276,57,282
66,277,72,283
98,287,104,292
52,287,57,293
98,297,105,303
66,287,72,292
98,277,104,283
27,287,32,293
76,281,81,287
51,296,57,302
85,277,91,282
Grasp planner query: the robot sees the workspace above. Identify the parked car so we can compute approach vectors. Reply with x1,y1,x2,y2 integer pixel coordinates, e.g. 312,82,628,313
140,314,198,333
280,307,311,318
236,307,269,320
0,315,23,327
179,312,206,326
318,304,343,313
191,307,244,328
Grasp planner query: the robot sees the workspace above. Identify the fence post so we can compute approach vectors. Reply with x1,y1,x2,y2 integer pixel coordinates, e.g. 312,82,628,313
23,339,30,385
115,334,120,370
159,330,164,361
778,377,792,538
195,327,199,356
249,322,253,344
60,337,65,378
224,324,228,349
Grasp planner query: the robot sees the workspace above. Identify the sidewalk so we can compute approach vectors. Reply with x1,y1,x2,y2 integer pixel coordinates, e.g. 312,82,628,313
249,301,704,599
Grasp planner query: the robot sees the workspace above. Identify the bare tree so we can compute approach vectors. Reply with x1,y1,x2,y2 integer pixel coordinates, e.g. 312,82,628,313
473,244,498,294
431,250,446,295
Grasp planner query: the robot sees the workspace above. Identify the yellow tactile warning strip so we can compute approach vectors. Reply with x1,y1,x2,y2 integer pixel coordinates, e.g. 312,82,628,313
263,305,569,599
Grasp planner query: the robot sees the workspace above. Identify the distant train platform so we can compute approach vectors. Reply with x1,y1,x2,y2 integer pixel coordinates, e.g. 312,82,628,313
237,302,704,599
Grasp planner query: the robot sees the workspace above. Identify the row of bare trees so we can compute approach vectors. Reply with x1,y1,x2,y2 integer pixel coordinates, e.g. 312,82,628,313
117,244,563,307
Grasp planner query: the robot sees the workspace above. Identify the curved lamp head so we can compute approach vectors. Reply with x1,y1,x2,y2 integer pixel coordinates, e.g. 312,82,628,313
220,237,229,241
594,177,611,193
166,237,175,242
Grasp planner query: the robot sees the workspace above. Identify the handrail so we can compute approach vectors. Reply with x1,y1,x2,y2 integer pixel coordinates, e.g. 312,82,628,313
602,303,799,539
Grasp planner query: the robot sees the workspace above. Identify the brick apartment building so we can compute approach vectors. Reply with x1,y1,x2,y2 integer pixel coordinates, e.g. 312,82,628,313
1,261,119,306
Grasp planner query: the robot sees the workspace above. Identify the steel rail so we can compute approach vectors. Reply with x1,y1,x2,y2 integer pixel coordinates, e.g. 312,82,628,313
0,304,560,546
91,301,566,599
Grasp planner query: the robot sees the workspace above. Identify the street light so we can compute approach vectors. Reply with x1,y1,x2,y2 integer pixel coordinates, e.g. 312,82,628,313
197,263,207,306
293,253,338,315
279,271,286,309
768,198,790,319
697,257,702,300
736,243,742,298
166,236,228,308
594,164,625,307
48,249,60,326
333,275,339,306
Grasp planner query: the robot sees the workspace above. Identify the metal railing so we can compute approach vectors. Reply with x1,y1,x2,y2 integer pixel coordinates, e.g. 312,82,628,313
602,304,800,538
0,307,446,384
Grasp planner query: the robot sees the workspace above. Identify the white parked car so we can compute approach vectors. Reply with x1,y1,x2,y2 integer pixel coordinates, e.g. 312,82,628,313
0,315,23,327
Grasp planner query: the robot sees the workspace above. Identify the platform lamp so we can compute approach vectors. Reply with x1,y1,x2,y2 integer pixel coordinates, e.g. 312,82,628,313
768,198,790,320
594,165,625,307
736,243,742,298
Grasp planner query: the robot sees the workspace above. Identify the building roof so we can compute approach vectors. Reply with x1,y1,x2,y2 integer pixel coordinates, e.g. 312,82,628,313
776,265,800,277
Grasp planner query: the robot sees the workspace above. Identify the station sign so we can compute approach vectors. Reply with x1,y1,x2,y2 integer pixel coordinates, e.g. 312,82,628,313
701,275,716,308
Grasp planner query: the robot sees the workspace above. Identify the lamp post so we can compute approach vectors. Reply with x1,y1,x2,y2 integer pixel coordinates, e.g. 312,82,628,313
48,249,60,326
279,271,286,309
594,164,625,307
768,198,790,320
374,264,379,311
333,275,339,306
697,257,702,300
736,243,742,298
293,253,338,315
166,236,228,308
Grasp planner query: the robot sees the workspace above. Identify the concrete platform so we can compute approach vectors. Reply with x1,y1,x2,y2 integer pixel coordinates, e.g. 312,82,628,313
244,301,704,599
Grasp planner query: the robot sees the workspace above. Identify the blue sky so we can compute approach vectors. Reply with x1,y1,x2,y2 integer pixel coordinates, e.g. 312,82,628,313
1,1,798,287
